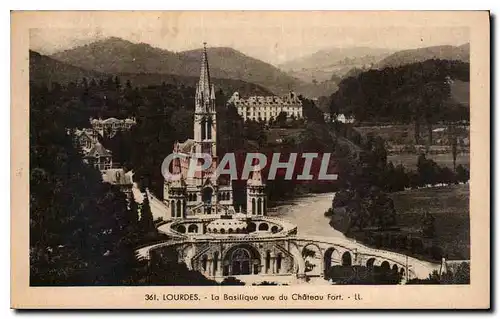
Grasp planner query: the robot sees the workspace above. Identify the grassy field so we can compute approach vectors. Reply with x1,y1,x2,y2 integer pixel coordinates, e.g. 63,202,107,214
390,184,470,260
387,153,470,170
354,124,469,148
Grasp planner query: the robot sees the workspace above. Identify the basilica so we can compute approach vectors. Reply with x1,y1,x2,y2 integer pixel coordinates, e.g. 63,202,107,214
155,44,298,279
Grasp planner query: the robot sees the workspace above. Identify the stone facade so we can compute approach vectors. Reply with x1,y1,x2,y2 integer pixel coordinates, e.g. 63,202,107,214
163,44,233,219
228,91,303,123
90,117,136,139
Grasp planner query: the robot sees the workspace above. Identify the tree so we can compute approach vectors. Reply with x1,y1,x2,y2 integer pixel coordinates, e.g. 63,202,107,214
421,211,436,238
456,164,470,183
114,76,121,90
30,81,142,286
138,194,156,237
275,111,287,127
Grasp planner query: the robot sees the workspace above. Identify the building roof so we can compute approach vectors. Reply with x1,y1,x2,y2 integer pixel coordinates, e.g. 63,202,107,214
102,117,120,124
247,165,265,186
176,139,196,153
74,128,95,140
86,142,112,158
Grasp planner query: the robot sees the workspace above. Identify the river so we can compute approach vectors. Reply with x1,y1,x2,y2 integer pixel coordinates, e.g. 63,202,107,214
268,192,346,238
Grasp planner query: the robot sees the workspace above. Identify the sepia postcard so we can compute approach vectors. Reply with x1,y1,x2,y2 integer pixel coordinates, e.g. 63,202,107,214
11,10,490,309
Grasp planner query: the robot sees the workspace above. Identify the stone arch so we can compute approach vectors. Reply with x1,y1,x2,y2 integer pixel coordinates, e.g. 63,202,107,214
276,253,282,274
341,251,352,266
228,228,233,234
188,224,198,233
366,258,376,269
176,199,181,217
380,261,390,272
220,229,225,234
323,247,339,276
222,244,261,276
258,223,269,231
177,225,186,233
392,264,399,274
202,187,213,205
201,254,208,272
399,268,405,277
271,225,279,233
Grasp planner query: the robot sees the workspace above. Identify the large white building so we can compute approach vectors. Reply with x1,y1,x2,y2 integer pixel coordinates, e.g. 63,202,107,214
228,91,303,123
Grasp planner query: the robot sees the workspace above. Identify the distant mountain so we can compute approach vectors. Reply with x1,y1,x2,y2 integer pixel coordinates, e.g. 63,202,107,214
279,47,393,72
30,50,271,96
49,37,307,96
276,47,393,97
376,44,470,69
30,50,107,85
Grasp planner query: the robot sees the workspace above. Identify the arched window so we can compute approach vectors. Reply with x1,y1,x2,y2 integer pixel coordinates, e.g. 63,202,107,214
213,252,219,276
201,255,208,272
170,200,175,217
176,199,181,217
228,228,233,234
265,251,271,273
207,117,212,140
183,200,186,217
263,198,266,214
257,198,262,214
188,224,198,233
252,198,256,215
201,118,206,140
276,253,282,273
258,223,269,231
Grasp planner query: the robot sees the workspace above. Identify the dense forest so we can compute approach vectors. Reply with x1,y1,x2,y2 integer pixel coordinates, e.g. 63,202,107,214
329,59,470,144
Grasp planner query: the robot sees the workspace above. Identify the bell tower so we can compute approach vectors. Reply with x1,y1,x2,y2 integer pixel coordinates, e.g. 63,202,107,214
194,42,217,157
246,165,266,216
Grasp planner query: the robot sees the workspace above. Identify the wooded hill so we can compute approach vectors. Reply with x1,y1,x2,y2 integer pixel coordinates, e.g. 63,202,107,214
30,50,272,97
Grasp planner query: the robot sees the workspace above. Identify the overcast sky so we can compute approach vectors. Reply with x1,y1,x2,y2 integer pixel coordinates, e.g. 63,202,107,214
29,12,469,65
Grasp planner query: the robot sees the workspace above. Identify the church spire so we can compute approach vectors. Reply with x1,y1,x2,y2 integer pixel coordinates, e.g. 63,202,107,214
198,42,211,99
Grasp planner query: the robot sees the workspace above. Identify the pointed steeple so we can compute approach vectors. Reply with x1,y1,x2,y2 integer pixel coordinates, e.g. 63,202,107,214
198,42,211,100
247,164,265,186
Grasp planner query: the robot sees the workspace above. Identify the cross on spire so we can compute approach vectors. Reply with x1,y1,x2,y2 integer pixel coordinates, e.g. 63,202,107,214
198,42,211,99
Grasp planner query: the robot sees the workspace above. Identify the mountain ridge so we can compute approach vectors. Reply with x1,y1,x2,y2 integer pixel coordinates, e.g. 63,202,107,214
375,44,470,69
49,37,312,96
30,50,272,96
